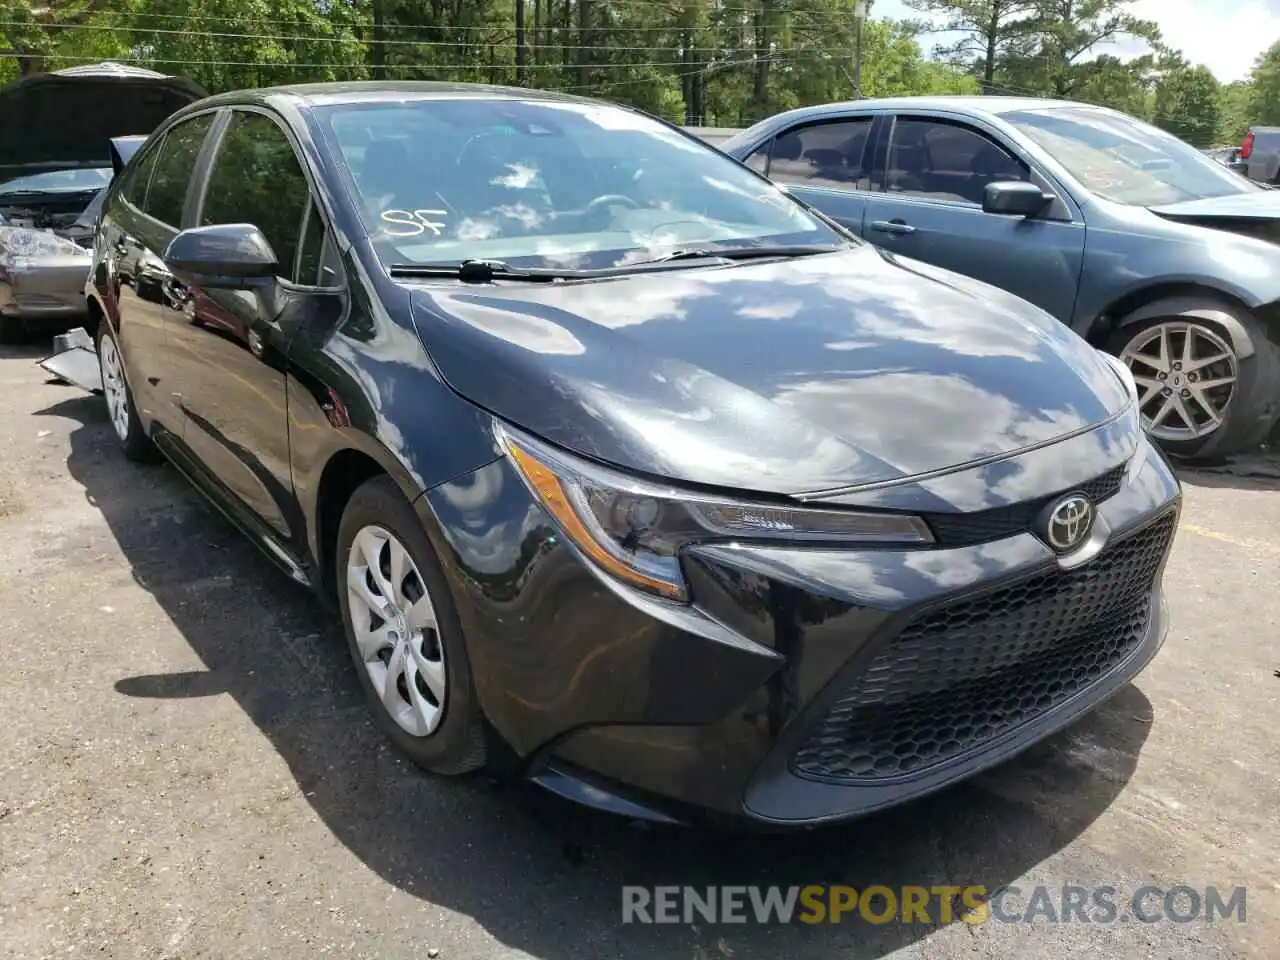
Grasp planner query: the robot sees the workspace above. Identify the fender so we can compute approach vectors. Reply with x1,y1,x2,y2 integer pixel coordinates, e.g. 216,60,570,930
1114,295,1257,361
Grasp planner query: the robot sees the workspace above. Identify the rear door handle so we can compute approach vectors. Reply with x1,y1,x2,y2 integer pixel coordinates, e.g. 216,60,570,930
870,219,916,236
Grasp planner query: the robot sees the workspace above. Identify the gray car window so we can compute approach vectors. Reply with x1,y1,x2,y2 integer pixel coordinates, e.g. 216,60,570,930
146,113,216,227
201,111,314,283
885,118,1028,205
119,143,160,210
763,119,874,190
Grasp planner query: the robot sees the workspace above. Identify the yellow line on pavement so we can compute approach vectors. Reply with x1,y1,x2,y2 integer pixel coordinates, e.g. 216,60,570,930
1180,523,1279,553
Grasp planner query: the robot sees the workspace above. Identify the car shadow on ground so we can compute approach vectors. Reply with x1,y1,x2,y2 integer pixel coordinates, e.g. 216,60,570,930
40,392,1156,960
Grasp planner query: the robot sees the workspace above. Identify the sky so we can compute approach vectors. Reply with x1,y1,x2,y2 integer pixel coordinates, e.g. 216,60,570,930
874,0,1280,84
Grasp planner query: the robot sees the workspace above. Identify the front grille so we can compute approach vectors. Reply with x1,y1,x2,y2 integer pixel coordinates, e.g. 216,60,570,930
791,511,1176,783
924,464,1127,547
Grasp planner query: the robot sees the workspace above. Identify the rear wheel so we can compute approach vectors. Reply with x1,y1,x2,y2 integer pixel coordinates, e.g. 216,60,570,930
96,323,159,462
1109,307,1280,460
335,476,487,776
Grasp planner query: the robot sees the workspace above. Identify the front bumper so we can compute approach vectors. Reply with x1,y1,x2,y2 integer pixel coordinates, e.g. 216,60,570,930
424,423,1180,827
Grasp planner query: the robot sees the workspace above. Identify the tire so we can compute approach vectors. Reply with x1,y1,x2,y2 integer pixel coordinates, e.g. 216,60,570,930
1107,306,1280,461
335,475,487,776
0,315,26,344
96,323,160,462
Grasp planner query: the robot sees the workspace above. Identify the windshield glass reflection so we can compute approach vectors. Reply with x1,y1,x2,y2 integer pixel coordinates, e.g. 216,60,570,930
316,98,843,270
1005,106,1259,206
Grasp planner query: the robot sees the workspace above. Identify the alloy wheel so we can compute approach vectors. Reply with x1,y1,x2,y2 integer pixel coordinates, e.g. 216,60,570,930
345,524,446,737
1119,321,1239,442
98,333,131,443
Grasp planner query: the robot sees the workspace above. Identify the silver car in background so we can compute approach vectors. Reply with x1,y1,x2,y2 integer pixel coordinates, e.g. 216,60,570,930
0,62,203,340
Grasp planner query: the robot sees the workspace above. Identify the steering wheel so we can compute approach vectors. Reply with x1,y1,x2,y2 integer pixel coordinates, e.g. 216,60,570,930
585,194,641,212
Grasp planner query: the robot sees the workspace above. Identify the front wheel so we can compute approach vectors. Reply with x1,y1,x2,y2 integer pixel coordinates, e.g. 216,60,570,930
1109,308,1280,460
335,476,487,776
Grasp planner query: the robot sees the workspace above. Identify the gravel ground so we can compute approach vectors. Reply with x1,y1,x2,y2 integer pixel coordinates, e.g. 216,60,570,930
0,341,1276,960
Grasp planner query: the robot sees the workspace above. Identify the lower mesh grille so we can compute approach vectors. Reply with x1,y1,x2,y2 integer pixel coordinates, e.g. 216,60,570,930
791,511,1176,782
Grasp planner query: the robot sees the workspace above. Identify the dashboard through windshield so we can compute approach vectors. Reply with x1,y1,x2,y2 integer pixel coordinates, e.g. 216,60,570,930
315,98,844,271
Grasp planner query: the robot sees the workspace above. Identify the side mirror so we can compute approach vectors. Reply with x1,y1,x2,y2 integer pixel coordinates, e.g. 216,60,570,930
982,181,1051,217
163,223,279,288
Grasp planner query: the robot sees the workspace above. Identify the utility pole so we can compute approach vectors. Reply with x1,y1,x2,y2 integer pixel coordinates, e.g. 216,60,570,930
853,0,867,99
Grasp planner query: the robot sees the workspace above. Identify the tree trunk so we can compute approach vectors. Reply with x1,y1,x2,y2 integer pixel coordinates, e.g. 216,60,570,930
753,2,771,115
577,0,591,88
532,0,540,66
371,0,387,80
983,7,998,93
515,0,527,84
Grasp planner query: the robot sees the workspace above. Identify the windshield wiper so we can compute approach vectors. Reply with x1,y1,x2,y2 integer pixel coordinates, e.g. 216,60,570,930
628,243,844,267
389,259,583,283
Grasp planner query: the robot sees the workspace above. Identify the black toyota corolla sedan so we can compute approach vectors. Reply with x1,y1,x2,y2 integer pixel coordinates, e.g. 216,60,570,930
86,82,1181,828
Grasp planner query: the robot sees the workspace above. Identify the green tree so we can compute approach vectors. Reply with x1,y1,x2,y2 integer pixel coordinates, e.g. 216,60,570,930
1217,80,1254,146
1247,40,1280,126
905,0,1039,92
1153,58,1220,147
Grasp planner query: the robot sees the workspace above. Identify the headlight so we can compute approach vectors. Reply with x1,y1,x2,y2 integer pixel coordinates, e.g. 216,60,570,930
496,423,933,602
1099,350,1139,405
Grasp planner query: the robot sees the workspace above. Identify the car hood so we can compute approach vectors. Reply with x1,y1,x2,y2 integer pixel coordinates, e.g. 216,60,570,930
408,245,1129,496
1149,190,1280,222
0,63,205,181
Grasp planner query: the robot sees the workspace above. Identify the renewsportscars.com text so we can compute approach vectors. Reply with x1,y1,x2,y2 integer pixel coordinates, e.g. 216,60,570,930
621,884,1247,926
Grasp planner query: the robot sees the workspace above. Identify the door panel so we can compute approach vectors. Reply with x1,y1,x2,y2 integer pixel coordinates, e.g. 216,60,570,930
109,114,215,433
171,108,320,551
864,115,1085,322
750,116,879,236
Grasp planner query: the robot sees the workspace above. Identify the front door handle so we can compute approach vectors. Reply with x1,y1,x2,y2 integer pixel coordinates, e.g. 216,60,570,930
870,219,916,236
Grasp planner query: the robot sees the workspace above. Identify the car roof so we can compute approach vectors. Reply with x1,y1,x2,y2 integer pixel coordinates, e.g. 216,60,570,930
749,95,1108,126
192,80,609,111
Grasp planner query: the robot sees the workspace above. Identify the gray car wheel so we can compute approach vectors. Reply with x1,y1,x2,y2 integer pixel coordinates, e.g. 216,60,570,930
335,475,488,776
96,324,159,462
1110,307,1280,460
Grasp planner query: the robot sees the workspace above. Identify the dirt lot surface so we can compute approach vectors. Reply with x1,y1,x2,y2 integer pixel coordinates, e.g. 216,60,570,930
1,342,1277,960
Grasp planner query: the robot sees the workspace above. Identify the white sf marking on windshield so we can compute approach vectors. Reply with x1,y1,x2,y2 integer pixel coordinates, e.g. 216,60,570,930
380,209,449,237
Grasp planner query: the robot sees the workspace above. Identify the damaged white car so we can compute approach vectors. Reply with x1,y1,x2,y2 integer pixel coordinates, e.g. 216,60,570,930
0,62,204,340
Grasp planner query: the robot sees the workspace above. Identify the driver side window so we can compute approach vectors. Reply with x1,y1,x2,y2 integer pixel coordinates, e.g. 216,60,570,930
200,110,318,284
883,118,1029,205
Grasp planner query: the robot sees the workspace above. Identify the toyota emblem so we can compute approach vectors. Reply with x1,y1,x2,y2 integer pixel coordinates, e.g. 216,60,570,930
1042,494,1095,553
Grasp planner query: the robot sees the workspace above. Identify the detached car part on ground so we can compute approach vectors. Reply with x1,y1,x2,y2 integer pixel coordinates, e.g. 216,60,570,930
0,62,204,339
68,82,1180,829
719,99,1280,462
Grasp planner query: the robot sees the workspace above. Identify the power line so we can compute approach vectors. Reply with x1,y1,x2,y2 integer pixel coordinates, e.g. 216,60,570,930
0,49,844,75
3,19,700,53
62,8,772,35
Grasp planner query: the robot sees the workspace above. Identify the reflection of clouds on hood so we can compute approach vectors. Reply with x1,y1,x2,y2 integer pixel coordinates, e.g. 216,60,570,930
739,300,802,321
773,372,1085,479
794,256,1054,362
530,274,718,329
572,373,868,492
903,536,1042,589
446,298,584,356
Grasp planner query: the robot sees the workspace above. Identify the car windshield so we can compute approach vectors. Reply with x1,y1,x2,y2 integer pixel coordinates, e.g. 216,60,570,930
1003,107,1260,206
0,167,111,197
314,98,845,270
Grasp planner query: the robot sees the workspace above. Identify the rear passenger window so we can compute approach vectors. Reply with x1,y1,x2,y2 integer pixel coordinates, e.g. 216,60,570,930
766,119,874,190
145,113,216,227
119,143,160,209
884,119,1028,204
200,111,316,283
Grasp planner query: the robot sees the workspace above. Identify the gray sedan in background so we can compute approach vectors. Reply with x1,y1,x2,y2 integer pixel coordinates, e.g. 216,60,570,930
720,97,1280,461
